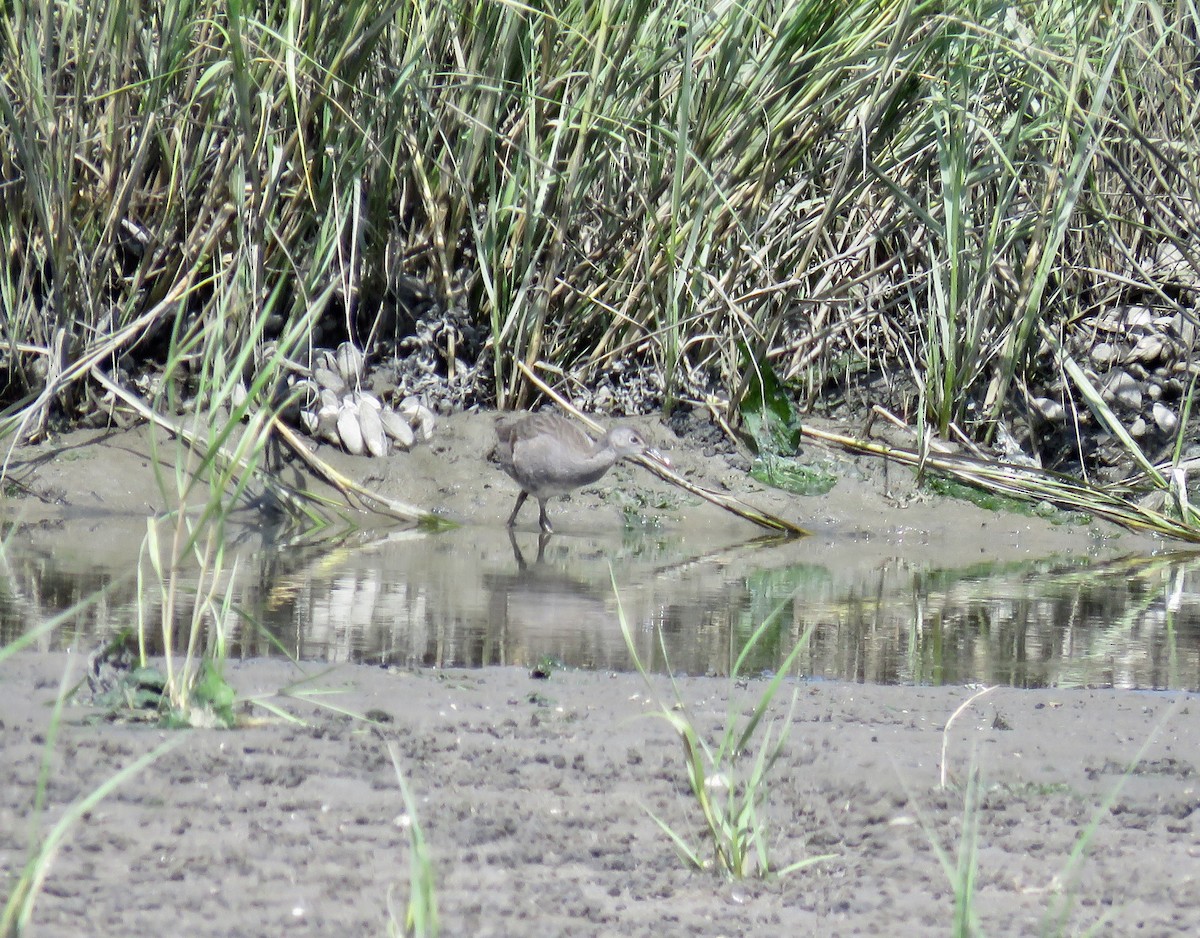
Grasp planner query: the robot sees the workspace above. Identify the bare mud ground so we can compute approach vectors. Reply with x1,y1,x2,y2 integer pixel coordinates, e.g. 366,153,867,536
3,412,1195,935
3,410,1160,569
1,653,1198,936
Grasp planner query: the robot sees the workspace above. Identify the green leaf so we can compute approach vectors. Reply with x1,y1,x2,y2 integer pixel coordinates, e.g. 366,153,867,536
187,661,237,727
739,343,801,455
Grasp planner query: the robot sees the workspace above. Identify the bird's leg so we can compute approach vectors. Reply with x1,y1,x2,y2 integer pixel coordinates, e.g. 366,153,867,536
507,490,529,528
537,498,554,534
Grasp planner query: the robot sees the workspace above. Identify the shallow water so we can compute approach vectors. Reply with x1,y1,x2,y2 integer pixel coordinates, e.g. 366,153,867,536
3,518,1199,690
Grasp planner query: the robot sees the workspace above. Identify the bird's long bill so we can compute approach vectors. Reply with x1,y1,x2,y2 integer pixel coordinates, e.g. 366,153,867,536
642,447,671,469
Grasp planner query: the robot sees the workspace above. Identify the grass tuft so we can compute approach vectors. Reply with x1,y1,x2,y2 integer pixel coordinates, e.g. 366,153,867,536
614,569,832,878
386,742,439,938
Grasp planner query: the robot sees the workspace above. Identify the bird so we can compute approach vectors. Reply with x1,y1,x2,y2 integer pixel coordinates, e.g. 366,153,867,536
495,411,670,533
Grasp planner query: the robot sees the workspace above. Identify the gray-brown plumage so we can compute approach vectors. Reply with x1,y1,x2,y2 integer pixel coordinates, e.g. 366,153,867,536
495,412,670,533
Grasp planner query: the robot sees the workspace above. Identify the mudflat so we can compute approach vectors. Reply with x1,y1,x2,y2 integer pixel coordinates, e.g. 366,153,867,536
3,411,1158,568
3,414,1195,935
2,652,1197,936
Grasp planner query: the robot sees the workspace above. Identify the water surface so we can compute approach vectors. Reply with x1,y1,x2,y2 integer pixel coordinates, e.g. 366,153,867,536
3,517,1198,690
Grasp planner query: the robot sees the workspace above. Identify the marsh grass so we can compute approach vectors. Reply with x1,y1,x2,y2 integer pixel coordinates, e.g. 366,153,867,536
614,572,831,878
0,559,301,934
5,0,1200,539
135,507,239,725
118,286,326,723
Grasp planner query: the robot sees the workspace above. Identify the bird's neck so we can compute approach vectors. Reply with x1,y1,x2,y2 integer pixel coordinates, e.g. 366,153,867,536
571,442,620,485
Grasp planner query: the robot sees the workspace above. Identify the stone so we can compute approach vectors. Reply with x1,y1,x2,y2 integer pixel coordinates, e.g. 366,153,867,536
1030,397,1066,424
1153,402,1179,435
1101,369,1142,412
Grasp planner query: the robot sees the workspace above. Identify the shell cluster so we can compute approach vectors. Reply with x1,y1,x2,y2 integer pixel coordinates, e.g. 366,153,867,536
298,343,435,456
1022,244,1200,477
1046,304,1196,443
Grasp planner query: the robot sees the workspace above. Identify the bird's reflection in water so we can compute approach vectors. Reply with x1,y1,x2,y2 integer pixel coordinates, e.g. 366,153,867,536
509,529,553,569
483,531,626,669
